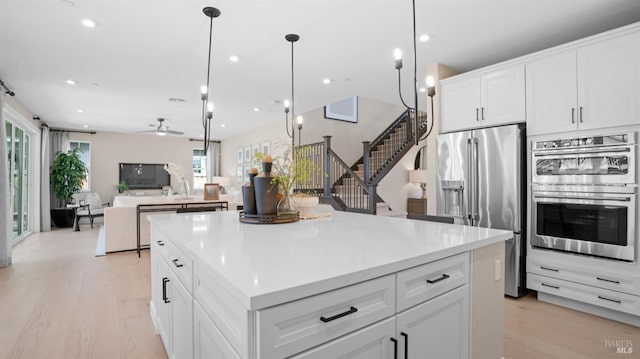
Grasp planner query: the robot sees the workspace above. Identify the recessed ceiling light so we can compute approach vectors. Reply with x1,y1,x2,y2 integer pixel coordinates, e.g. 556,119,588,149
253,107,260,112
323,78,331,84
220,123,226,128
419,87,426,93
77,109,85,113
66,79,76,85
83,124,88,128
229,55,239,62
419,34,431,42
82,19,96,28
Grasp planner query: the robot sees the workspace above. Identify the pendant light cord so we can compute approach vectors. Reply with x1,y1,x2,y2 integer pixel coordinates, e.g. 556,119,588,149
203,15,214,153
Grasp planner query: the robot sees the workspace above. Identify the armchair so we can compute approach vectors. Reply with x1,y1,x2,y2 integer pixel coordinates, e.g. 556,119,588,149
72,192,111,228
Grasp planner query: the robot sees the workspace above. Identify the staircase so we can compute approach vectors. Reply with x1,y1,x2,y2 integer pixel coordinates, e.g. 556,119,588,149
295,109,428,214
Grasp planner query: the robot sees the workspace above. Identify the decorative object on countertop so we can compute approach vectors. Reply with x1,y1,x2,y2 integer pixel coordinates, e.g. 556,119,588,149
292,192,319,217
242,168,258,215
163,162,191,199
238,211,299,224
254,156,279,215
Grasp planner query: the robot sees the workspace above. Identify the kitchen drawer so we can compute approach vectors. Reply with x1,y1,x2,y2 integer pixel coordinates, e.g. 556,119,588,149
528,273,640,316
528,257,640,295
396,252,469,312
167,240,194,295
257,275,395,359
151,232,170,262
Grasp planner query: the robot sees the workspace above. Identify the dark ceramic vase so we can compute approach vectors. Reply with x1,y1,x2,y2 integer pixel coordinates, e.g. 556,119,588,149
242,173,258,215
254,162,278,215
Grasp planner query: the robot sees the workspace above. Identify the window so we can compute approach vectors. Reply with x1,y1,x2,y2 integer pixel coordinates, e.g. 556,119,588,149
70,141,91,190
193,148,207,189
5,121,30,239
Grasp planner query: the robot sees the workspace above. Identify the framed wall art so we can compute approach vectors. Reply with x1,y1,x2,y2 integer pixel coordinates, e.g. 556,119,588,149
204,183,220,201
324,96,358,123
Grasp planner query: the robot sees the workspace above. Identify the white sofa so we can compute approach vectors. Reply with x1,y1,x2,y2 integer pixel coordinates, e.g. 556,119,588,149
104,194,240,253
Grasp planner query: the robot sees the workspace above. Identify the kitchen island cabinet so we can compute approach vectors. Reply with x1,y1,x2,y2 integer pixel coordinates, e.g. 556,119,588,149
149,211,509,359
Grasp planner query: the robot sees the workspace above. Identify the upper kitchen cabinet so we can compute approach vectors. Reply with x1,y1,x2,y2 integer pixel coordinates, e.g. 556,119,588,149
441,64,525,133
526,31,640,135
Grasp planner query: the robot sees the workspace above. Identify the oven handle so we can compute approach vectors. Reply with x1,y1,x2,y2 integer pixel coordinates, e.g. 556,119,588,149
533,147,630,157
533,195,631,202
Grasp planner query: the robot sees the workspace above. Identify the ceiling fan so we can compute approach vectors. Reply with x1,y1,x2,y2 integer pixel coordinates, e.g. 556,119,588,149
138,118,184,136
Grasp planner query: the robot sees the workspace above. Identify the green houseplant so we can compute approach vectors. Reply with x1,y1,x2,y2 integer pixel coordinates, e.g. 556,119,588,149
50,148,87,227
117,181,128,193
51,147,88,203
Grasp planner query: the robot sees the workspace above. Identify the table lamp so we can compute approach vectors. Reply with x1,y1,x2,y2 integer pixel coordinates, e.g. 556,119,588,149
408,170,428,199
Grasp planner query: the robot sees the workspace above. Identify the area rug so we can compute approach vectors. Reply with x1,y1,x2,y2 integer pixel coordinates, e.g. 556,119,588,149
95,225,106,257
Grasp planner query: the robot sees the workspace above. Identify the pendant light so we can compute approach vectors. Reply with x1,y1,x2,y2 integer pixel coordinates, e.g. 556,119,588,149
284,34,301,148
201,6,221,154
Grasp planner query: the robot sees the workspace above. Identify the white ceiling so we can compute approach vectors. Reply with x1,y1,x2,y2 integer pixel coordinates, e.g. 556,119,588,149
2,0,640,140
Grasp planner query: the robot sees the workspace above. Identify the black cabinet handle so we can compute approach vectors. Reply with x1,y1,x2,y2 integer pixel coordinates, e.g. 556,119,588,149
157,240,165,246
598,295,622,304
540,266,559,272
481,107,485,121
162,277,170,303
172,259,184,268
571,108,575,124
320,306,358,323
400,332,408,359
579,106,583,123
597,277,620,284
390,338,398,359
427,273,450,284
541,282,559,289
475,108,479,121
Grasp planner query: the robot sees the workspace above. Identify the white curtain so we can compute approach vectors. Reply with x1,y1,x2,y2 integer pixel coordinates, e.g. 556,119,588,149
49,130,69,209
207,141,221,180
0,93,11,267
40,125,51,231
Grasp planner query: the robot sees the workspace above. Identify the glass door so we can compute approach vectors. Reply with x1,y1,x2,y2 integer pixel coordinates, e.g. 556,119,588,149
5,121,31,240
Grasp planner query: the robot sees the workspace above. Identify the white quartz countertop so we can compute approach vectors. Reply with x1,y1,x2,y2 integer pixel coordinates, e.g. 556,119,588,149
148,210,511,310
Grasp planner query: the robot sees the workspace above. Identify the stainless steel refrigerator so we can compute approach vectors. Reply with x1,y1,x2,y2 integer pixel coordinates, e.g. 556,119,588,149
436,123,526,297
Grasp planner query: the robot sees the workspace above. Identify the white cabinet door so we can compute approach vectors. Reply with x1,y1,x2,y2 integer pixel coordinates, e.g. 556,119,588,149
577,32,640,131
291,318,396,359
193,301,240,359
170,270,193,359
151,251,172,356
526,50,578,135
481,64,525,127
441,76,481,133
396,285,469,359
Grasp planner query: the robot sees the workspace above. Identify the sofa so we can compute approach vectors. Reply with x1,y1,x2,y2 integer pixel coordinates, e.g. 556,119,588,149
104,193,241,253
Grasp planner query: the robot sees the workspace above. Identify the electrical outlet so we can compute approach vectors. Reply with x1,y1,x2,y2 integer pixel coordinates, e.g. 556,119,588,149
494,259,501,281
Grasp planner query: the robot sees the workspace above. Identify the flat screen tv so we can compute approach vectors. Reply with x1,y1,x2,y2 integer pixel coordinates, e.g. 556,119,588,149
119,163,170,189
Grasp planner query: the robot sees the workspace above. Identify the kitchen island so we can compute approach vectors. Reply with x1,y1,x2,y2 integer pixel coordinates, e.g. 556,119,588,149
149,210,510,359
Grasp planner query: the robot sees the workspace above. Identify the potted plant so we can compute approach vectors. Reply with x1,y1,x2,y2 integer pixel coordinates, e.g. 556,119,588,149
50,147,87,227
256,143,321,214
117,181,128,193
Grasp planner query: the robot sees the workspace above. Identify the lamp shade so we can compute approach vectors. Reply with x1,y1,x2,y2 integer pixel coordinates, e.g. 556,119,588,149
409,169,428,184
211,176,230,187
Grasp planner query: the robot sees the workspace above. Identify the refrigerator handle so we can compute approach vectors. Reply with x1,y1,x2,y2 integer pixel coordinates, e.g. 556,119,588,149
466,138,473,222
473,137,480,222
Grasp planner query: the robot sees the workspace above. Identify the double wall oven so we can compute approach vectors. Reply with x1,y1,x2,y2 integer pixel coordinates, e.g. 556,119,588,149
531,132,637,262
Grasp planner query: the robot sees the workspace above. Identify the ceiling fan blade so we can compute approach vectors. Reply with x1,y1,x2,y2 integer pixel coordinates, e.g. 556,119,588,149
166,129,184,135
135,129,158,133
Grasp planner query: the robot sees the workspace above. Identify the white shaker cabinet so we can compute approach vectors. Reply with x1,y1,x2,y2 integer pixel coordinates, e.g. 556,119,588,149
396,285,470,359
441,64,525,133
526,31,640,135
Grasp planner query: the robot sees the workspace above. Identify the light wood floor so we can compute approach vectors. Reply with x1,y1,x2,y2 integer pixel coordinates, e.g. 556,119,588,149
1,227,638,359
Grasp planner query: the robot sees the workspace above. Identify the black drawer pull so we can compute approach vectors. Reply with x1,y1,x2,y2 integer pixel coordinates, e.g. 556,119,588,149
157,240,165,246
541,283,559,289
390,338,398,359
427,273,450,284
400,332,408,359
162,277,170,303
172,259,184,268
598,295,621,304
320,306,358,323
597,277,620,284
540,266,559,272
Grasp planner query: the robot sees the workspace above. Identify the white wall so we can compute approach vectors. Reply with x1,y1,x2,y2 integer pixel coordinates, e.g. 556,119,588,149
69,131,197,204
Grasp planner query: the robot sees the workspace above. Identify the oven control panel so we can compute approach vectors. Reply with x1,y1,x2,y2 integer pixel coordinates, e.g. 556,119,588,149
534,133,631,150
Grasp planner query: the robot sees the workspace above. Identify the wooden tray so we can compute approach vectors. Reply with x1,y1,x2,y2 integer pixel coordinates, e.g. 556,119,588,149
239,211,299,224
